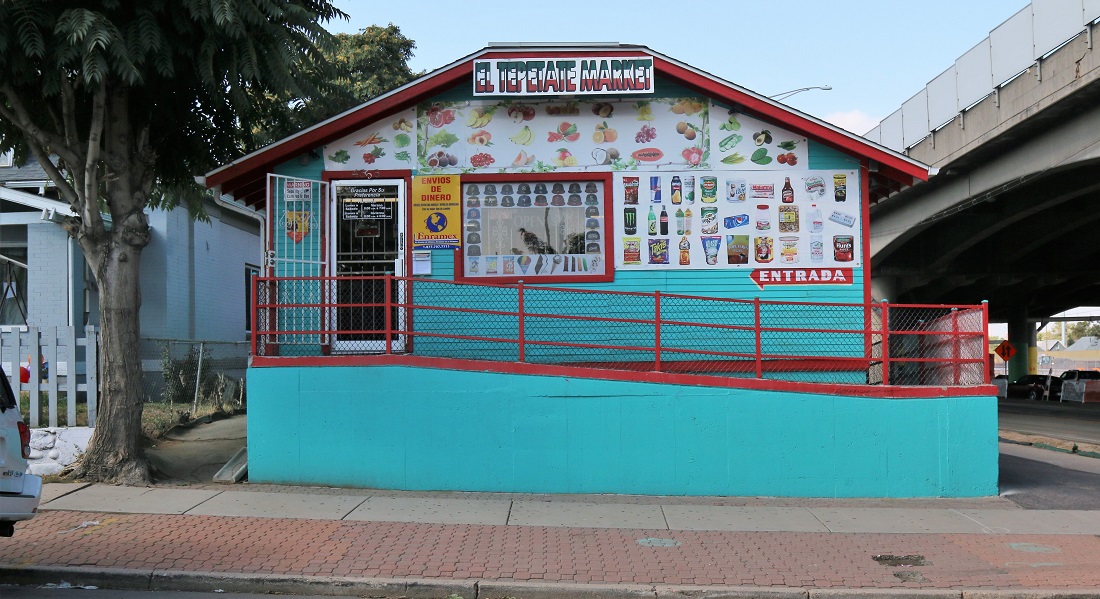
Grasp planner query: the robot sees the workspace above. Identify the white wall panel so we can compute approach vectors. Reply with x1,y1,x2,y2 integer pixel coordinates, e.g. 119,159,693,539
880,110,904,152
956,38,994,109
1086,0,1100,24
1033,0,1085,57
864,126,881,145
901,89,929,147
990,6,1036,85
927,66,958,129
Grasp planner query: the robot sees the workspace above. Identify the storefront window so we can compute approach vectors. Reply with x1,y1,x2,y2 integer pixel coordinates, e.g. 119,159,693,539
460,177,611,282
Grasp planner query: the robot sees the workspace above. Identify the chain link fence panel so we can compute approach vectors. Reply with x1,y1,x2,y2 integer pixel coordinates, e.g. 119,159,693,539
140,338,249,410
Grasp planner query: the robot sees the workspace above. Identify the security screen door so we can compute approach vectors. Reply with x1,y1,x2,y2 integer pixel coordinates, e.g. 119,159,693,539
330,180,406,352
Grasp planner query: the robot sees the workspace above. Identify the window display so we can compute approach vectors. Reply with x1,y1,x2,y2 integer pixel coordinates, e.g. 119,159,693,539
461,179,609,280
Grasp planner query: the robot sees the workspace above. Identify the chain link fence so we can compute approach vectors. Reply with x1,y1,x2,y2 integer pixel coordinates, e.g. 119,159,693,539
255,276,989,387
140,338,249,411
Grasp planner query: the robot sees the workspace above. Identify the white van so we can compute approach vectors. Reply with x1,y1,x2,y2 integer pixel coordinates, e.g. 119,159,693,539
0,365,42,536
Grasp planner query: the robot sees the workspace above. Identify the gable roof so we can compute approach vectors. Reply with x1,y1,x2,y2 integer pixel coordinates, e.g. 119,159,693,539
202,43,931,209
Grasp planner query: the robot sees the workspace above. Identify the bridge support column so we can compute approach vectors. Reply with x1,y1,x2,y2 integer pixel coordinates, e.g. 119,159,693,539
1006,309,1033,381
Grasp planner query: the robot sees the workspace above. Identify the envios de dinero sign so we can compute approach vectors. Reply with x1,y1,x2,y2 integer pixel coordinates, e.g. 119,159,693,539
473,56,655,96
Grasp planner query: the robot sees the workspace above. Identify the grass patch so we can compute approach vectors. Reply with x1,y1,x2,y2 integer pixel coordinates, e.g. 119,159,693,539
20,392,89,428
22,392,243,441
140,400,244,441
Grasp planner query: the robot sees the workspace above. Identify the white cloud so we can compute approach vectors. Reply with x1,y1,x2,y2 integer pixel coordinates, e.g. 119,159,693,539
822,109,881,136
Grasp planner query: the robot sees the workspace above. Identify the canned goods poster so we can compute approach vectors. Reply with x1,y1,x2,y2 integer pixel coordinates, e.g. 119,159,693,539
614,170,859,271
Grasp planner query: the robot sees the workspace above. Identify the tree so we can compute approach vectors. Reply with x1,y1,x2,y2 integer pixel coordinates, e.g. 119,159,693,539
1066,321,1100,346
253,24,418,144
0,0,345,485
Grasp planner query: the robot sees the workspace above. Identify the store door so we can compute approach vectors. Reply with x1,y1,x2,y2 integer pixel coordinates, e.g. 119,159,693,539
330,180,406,353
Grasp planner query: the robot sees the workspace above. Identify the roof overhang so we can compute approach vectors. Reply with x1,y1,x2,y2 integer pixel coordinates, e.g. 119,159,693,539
0,186,76,216
204,43,930,210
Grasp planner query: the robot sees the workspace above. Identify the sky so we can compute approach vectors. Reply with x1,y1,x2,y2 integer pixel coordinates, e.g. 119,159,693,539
329,1,1099,328
332,0,1029,135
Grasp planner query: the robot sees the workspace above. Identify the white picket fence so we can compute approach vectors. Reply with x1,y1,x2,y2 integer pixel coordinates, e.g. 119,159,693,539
0,326,99,428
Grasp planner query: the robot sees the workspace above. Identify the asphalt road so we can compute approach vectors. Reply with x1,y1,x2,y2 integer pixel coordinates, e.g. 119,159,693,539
996,398,1100,509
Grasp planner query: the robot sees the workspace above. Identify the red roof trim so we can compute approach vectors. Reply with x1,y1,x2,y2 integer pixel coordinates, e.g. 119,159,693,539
206,46,929,198
650,57,929,183
206,61,470,190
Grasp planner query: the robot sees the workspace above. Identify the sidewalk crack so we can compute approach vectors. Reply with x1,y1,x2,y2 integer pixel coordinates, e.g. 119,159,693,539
806,507,832,532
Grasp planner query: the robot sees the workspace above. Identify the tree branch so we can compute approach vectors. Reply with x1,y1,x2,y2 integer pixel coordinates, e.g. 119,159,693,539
25,143,80,206
81,79,107,238
0,83,83,168
59,74,80,149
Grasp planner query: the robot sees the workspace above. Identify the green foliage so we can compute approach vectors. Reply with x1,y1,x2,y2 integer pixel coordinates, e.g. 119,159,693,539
253,24,418,144
1066,321,1100,346
0,0,347,217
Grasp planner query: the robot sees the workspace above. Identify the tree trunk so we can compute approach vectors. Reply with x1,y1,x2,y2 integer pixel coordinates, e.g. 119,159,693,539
72,230,152,485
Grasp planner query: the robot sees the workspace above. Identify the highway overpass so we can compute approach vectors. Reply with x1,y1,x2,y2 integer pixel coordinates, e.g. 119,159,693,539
865,2,1100,379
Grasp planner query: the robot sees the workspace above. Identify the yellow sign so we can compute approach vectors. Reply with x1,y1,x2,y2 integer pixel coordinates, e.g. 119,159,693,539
411,175,461,250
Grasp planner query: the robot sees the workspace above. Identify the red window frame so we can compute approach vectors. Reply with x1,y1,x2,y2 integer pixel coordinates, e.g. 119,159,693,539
454,172,614,284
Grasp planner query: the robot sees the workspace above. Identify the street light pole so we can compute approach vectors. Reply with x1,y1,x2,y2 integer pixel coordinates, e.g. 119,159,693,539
769,85,832,101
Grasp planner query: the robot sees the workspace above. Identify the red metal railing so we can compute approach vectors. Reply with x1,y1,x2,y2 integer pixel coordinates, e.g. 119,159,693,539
252,275,990,387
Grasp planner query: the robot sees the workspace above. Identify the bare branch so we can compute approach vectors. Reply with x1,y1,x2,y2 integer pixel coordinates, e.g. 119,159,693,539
25,143,80,206
59,75,80,149
81,79,107,236
0,83,82,167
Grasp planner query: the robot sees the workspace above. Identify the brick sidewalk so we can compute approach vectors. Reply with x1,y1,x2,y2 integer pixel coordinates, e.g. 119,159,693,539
5,510,1100,592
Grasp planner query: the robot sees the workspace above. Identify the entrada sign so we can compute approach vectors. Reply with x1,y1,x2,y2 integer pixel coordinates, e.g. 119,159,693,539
473,57,655,96
751,268,854,288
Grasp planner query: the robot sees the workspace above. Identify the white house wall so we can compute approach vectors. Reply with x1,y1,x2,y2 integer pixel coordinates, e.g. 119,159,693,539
26,223,72,328
139,205,261,341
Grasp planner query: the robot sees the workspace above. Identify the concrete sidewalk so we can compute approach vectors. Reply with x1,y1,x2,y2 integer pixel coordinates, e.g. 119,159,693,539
3,446,1100,598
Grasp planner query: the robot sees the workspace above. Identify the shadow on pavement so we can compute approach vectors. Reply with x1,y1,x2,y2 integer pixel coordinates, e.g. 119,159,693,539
145,414,246,484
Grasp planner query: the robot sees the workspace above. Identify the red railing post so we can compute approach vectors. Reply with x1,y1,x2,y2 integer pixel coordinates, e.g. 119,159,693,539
385,274,393,354
517,280,525,363
982,300,991,383
951,308,960,385
654,290,662,372
251,275,259,357
881,299,890,385
754,297,763,379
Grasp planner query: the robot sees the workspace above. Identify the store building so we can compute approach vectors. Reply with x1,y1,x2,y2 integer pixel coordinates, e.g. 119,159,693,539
204,44,997,497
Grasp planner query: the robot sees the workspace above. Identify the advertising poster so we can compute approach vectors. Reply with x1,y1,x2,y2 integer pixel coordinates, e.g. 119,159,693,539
613,170,860,273
411,175,461,250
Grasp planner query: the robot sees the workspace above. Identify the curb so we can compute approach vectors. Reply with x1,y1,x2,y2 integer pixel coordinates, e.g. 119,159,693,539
3,565,1099,599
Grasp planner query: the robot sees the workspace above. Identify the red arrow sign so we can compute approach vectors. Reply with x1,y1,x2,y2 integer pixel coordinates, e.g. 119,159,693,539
750,268,854,288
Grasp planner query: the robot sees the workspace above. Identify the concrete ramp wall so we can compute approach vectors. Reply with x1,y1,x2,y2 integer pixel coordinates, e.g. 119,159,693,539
247,365,998,498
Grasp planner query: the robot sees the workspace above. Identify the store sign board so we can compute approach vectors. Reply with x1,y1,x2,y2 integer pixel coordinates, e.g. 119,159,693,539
750,268,854,288
411,175,461,249
473,56,654,97
284,179,312,202
337,184,400,220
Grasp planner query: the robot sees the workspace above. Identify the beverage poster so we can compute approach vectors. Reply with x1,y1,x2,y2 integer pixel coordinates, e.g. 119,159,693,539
613,170,860,271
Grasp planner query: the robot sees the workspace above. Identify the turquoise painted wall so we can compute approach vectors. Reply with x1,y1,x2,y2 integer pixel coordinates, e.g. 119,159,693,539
248,365,998,497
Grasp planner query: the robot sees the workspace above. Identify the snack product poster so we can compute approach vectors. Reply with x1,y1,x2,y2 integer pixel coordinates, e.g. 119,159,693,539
613,170,860,271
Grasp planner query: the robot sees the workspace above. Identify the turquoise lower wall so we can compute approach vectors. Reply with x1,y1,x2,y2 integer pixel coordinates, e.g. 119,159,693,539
247,365,998,497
